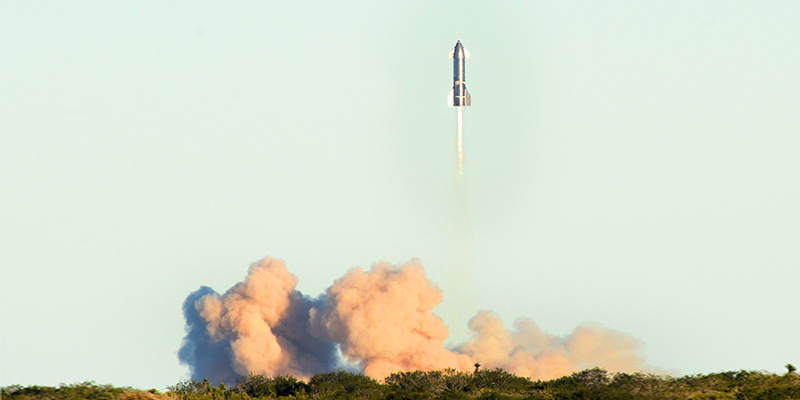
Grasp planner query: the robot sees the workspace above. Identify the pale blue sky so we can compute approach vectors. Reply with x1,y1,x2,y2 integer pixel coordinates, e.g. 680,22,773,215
2,0,799,390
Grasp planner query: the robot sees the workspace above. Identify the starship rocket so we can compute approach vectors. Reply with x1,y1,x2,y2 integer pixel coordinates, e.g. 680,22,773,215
448,40,471,107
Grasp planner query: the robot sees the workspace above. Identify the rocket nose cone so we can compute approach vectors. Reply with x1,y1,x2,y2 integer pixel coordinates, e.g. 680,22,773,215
454,41,463,56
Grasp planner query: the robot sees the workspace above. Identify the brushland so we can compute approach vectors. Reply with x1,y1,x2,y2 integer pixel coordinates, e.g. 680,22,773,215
3,366,799,400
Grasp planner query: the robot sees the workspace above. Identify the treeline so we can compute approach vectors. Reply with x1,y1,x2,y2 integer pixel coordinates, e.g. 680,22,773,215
3,366,799,400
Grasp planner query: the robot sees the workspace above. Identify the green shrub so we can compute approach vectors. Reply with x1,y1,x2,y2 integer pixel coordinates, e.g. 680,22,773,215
309,370,383,400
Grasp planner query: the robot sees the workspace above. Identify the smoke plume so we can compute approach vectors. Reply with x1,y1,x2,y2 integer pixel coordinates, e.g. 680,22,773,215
310,260,474,378
179,257,647,384
178,258,337,381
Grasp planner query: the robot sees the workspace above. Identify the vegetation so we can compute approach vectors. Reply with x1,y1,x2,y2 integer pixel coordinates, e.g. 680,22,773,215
0,381,162,400
4,366,800,400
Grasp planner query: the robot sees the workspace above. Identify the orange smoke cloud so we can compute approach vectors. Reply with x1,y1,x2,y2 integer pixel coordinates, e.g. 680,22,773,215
457,312,645,380
179,257,648,384
310,259,474,378
180,258,338,381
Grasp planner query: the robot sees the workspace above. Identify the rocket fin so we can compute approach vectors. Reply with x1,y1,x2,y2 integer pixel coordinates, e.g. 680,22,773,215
463,47,470,58
465,89,471,106
448,89,454,107
448,49,455,58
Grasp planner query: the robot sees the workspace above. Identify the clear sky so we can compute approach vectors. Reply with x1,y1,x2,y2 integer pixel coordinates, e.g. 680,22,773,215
2,0,799,390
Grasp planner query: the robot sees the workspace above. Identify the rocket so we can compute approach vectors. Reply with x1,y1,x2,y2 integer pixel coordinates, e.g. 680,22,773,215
448,40,471,107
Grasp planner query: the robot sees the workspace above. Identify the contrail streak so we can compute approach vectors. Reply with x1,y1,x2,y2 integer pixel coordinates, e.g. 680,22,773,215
457,106,464,175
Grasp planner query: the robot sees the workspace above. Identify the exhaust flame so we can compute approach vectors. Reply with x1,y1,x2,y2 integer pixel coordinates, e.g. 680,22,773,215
179,257,649,384
457,107,464,175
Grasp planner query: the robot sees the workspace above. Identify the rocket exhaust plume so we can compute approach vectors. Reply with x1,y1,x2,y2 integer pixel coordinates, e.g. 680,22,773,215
179,257,650,384
457,107,464,175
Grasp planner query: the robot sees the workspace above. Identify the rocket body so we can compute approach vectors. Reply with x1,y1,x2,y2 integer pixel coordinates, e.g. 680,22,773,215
448,41,471,107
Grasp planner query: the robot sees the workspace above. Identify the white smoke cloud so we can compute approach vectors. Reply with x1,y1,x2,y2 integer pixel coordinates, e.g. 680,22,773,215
179,257,648,384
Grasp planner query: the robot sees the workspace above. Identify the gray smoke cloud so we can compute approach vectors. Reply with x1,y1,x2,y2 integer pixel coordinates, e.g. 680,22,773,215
178,286,239,384
179,257,647,384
